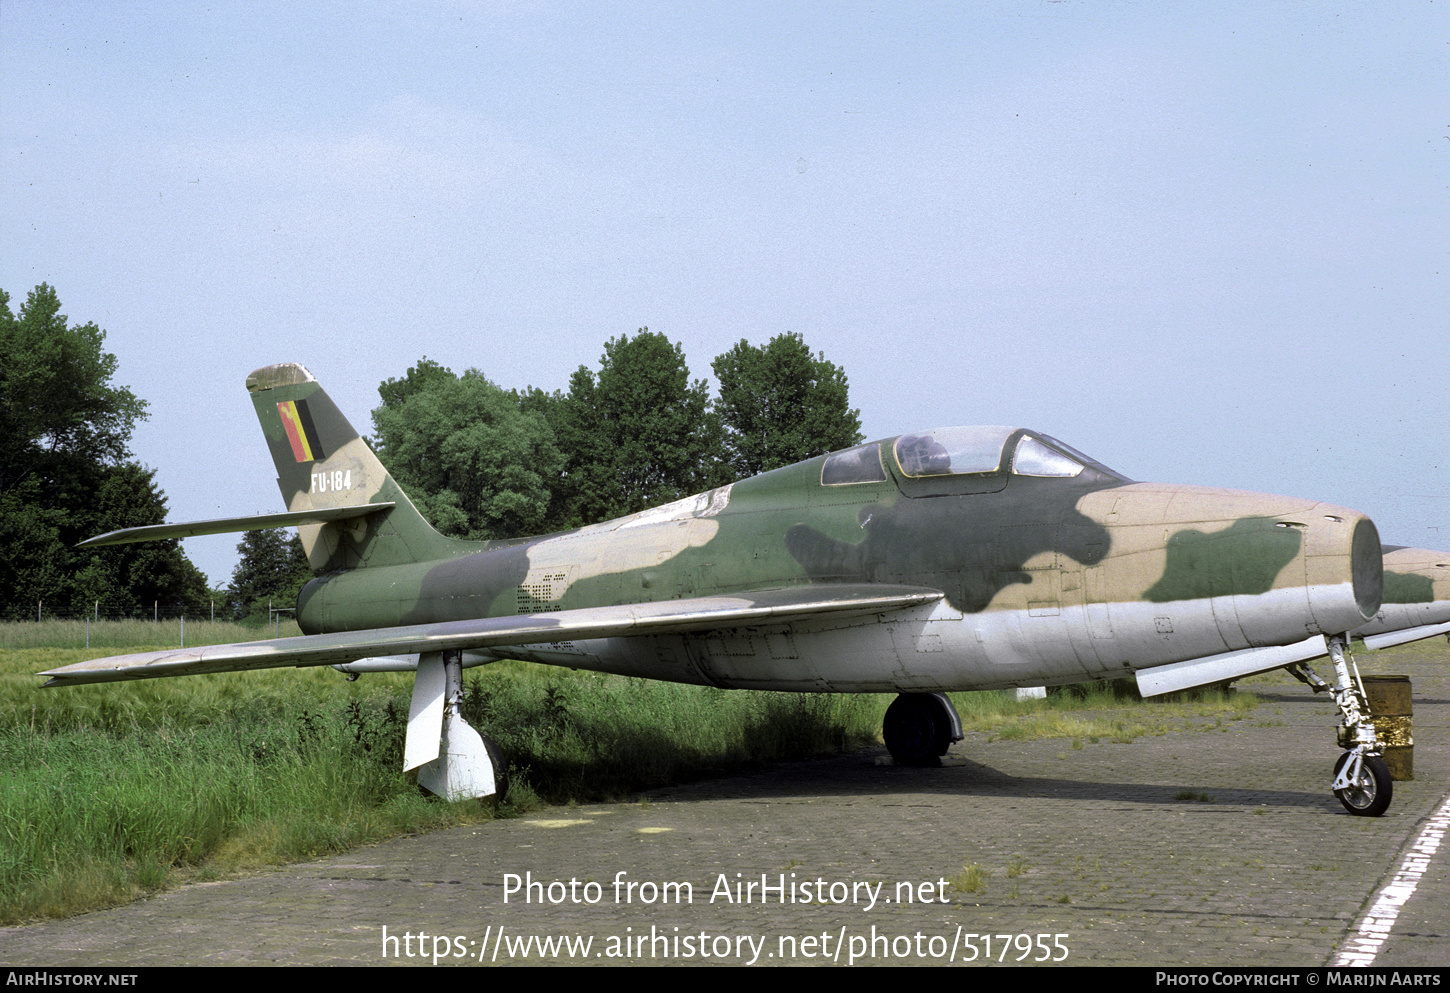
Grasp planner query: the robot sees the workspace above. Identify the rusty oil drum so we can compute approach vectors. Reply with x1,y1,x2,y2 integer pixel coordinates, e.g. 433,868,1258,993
1364,675,1413,780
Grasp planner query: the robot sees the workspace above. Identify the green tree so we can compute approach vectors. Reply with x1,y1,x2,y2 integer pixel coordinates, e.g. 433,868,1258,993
0,284,208,617
229,528,311,621
712,332,863,478
375,355,457,414
371,364,562,540
552,329,726,524
74,464,211,614
0,284,147,496
0,493,68,615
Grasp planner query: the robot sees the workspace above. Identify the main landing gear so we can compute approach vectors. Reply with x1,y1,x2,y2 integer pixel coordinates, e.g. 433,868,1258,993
883,692,963,766
1290,633,1392,817
404,649,508,802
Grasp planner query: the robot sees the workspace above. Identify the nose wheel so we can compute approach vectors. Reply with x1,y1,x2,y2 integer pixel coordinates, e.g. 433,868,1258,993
1333,750,1392,817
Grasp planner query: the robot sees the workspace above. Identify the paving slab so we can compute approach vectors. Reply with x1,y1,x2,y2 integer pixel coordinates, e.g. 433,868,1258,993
3,648,1447,967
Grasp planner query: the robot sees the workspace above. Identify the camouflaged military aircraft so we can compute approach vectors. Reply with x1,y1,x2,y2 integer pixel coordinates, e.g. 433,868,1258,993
44,364,1450,817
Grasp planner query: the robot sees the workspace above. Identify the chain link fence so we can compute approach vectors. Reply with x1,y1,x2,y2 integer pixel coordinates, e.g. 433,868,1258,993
0,603,299,649
5,601,230,623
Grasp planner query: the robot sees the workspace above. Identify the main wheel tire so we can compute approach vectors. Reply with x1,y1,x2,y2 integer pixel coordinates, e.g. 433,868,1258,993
883,694,950,766
1333,751,1392,817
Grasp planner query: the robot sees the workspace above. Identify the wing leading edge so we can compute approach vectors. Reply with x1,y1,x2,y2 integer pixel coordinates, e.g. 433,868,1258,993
39,584,944,686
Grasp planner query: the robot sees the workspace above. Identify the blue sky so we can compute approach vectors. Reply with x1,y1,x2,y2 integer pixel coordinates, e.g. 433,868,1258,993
3,2,1446,586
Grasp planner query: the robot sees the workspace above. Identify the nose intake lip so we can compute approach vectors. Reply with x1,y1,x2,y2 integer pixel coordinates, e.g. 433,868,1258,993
1300,506,1384,637
1352,516,1383,621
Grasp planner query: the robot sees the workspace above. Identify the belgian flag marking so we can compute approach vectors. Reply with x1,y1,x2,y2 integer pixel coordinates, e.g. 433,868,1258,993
277,400,324,463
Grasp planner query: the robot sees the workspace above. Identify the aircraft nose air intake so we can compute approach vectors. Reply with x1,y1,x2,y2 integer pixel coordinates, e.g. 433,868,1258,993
1305,509,1383,633
1352,516,1383,621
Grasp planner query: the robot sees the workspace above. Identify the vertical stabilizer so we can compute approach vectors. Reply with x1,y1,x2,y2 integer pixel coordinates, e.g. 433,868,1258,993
246,363,458,572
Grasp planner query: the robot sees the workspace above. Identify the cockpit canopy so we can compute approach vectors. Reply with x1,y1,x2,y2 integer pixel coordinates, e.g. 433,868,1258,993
821,427,1125,488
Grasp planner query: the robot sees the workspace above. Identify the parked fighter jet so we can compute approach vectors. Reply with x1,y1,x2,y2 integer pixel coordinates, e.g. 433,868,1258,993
46,364,1449,817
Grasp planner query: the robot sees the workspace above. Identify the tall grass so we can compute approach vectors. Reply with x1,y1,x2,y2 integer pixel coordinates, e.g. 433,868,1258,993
0,651,474,922
0,639,887,924
0,703,458,920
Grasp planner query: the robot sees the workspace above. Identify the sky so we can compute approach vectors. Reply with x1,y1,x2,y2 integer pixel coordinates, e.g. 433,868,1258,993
3,1,1446,587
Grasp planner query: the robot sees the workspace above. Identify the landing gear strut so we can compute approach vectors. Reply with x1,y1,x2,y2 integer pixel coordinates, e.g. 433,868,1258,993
1292,634,1392,817
883,692,963,766
404,650,508,801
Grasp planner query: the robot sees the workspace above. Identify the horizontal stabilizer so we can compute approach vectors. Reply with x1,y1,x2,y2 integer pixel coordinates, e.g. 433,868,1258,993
1135,635,1328,697
41,584,944,686
1363,620,1450,651
77,504,396,547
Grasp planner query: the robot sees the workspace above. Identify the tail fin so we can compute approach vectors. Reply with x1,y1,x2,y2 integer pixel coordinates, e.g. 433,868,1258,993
247,363,459,572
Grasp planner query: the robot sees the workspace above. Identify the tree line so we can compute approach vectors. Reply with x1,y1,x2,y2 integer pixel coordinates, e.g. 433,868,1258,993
371,328,863,539
1,285,862,621
0,285,212,620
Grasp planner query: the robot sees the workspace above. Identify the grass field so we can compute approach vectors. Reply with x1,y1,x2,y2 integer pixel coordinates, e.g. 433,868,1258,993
0,618,1326,925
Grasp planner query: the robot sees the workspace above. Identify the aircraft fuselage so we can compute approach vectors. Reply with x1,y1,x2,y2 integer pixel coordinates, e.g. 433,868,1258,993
295,430,1382,693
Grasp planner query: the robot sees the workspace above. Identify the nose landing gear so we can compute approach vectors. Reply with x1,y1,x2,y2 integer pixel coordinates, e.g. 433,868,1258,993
1292,634,1392,817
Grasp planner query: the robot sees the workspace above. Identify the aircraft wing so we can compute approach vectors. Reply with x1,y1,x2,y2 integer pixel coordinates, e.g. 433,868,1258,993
1135,635,1329,697
39,584,943,686
76,504,396,547
1361,621,1450,651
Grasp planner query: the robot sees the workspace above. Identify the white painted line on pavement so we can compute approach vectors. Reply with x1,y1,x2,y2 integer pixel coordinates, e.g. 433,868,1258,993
1334,793,1450,966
